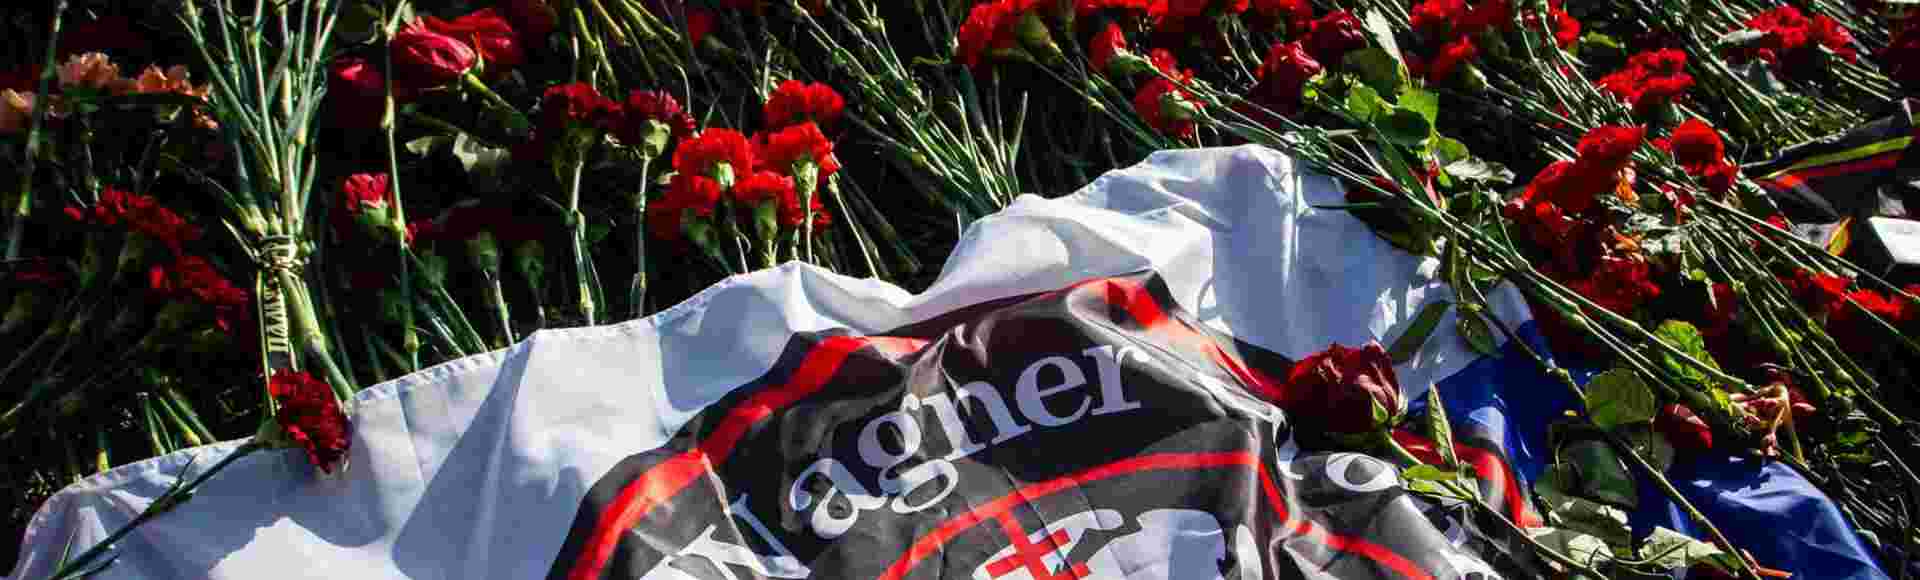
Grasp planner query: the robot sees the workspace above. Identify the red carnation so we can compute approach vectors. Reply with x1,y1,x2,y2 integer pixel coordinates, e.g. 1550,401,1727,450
147,255,251,334
1568,254,1661,314
731,170,793,207
1656,403,1714,452
1702,162,1738,195
1460,0,1514,37
1700,282,1739,338
1419,35,1478,83
1783,269,1851,314
499,0,557,45
328,57,387,128
1249,0,1313,34
72,188,203,254
1304,11,1367,64
673,128,756,181
1574,125,1646,173
1884,26,1920,92
1076,0,1152,17
1737,6,1858,77
1089,23,1128,75
1668,118,1725,173
1276,341,1405,435
760,122,839,180
1597,49,1693,115
1410,0,1468,37
422,8,524,77
763,80,844,130
332,172,399,241
610,89,694,150
650,173,723,242
1252,41,1321,117
778,185,832,230
684,8,715,47
1133,75,1199,139
1829,289,1911,353
541,81,616,130
1544,1,1580,48
390,22,477,93
268,369,352,474
956,1,1018,71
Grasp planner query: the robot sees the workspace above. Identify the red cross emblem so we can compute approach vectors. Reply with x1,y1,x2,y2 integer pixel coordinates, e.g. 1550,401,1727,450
982,513,1092,580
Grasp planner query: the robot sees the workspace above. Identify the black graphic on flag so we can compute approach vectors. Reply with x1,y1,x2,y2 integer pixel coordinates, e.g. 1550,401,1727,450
546,272,1539,580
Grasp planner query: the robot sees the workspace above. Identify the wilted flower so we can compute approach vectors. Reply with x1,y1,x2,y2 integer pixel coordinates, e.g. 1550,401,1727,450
390,22,478,93
763,80,844,130
147,254,251,334
1276,341,1405,435
1655,403,1714,452
266,370,352,474
57,52,120,91
423,8,525,76
0,90,36,134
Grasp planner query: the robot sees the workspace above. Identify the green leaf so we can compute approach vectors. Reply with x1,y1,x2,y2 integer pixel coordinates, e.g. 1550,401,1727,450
405,135,451,157
1535,464,1633,546
1580,32,1623,51
1652,320,1720,389
1361,10,1404,64
1344,48,1409,97
1425,385,1460,468
452,133,512,193
1585,369,1658,429
1432,137,1472,165
1401,464,1460,482
1397,88,1439,125
1526,528,1615,567
1390,301,1451,363
1346,84,1387,123
1641,527,1737,572
1621,423,1676,474
1379,107,1433,147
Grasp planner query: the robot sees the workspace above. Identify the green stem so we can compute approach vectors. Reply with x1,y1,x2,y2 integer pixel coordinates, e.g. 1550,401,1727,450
5,0,67,261
630,154,652,320
49,443,266,580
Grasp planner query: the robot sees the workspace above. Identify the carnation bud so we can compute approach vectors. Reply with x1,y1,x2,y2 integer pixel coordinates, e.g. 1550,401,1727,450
513,239,547,292
1458,62,1490,93
1013,12,1064,63
1108,51,1156,78
1159,90,1201,123
466,231,502,278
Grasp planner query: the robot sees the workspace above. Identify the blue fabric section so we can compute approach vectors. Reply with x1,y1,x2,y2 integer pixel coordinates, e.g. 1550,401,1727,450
1629,455,1890,580
1411,320,1889,579
1408,320,1581,485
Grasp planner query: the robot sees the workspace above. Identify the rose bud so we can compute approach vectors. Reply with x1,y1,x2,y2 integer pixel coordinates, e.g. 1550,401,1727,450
1253,40,1322,117
390,22,478,94
1277,341,1406,437
1655,403,1714,452
261,370,352,474
422,8,524,76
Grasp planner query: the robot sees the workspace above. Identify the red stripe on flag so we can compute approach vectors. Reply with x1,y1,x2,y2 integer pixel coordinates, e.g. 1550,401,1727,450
563,335,871,580
1392,430,1541,528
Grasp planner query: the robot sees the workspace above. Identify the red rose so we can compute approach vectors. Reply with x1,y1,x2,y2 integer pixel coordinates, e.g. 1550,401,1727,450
390,22,478,92
759,122,839,180
730,170,793,207
1655,403,1714,452
423,8,524,77
763,80,845,130
268,369,352,474
1668,118,1726,173
1277,341,1405,435
1252,41,1321,117
673,128,756,181
1304,11,1366,64
328,57,387,128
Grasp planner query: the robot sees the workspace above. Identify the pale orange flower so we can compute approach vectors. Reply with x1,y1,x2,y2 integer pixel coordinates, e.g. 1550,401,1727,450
57,52,120,91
